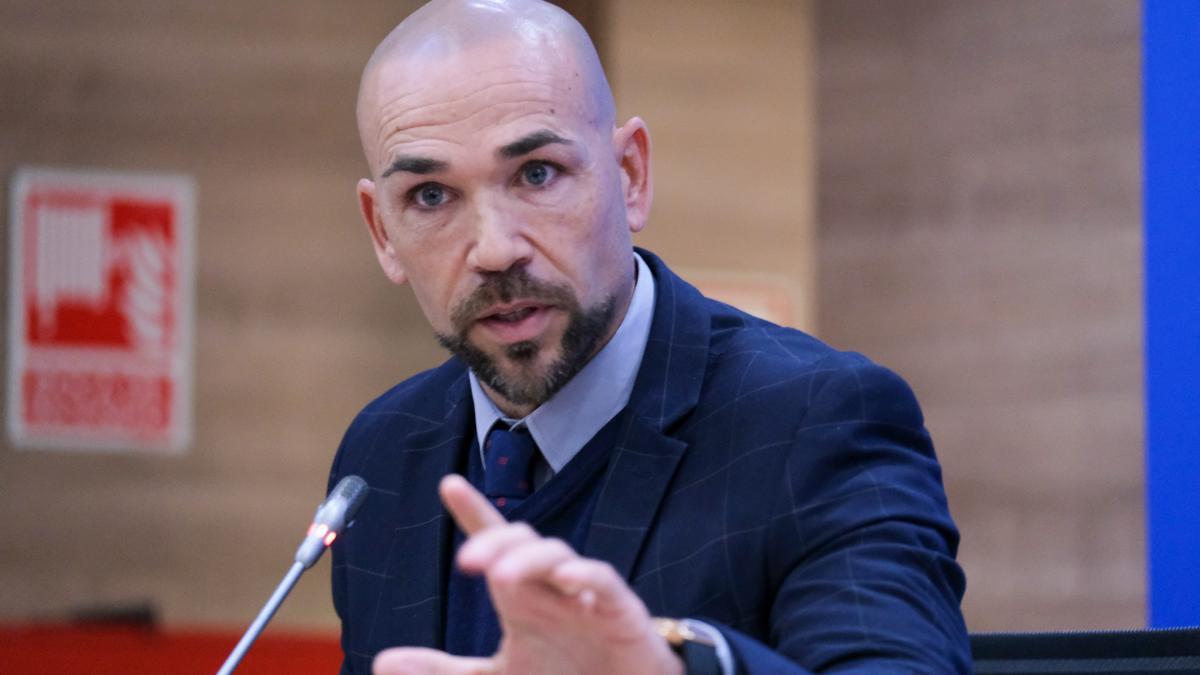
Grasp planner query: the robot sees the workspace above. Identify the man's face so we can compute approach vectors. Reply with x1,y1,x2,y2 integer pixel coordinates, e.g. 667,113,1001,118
358,44,649,412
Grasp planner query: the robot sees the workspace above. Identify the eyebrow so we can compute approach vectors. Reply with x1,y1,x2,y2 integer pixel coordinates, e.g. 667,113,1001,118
381,156,449,179
497,130,574,160
380,130,572,179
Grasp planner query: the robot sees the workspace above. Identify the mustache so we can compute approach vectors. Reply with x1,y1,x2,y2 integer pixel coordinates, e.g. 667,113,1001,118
449,268,578,332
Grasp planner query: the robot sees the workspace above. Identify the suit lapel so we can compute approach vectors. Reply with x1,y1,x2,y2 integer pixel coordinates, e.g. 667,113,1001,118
583,250,711,579
384,370,472,649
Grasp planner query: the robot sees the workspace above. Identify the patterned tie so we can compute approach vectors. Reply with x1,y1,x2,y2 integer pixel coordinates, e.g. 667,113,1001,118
483,423,540,513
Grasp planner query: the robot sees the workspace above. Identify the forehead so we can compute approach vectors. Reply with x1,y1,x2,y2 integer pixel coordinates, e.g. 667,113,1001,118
364,45,595,167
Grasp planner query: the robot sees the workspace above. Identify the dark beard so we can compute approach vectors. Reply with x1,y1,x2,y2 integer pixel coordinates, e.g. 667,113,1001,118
436,267,617,409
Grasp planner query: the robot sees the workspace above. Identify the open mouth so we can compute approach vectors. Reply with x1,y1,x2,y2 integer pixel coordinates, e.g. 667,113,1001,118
488,306,539,323
475,303,554,343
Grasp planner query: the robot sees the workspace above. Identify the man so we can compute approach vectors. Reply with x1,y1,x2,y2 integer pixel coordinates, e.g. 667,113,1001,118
330,0,970,673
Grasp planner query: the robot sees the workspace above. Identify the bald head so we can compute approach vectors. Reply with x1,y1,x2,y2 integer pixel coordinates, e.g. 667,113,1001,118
356,0,616,175
351,0,653,417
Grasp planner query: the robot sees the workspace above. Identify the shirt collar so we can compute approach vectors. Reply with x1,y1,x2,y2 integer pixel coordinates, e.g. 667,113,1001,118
469,251,656,473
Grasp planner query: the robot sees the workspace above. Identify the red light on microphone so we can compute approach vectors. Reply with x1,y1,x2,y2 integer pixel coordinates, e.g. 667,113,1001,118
323,532,337,546
307,523,330,539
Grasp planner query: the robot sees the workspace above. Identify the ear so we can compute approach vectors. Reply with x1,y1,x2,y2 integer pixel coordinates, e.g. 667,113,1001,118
358,178,407,285
613,117,653,234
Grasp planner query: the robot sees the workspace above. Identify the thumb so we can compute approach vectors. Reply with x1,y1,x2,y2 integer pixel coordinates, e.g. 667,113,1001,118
373,647,495,675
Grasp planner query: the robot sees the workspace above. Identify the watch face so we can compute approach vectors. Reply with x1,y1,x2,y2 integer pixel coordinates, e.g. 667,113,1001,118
653,618,714,646
652,617,687,647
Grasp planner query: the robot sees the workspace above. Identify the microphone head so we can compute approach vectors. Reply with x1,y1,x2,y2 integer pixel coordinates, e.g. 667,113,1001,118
294,475,369,568
333,474,369,503
319,475,369,531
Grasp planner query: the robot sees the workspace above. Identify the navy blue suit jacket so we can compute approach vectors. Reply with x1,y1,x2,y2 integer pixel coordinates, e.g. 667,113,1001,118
329,249,970,673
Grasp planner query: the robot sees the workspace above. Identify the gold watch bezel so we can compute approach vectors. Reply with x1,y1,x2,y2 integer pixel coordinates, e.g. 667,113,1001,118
652,617,716,648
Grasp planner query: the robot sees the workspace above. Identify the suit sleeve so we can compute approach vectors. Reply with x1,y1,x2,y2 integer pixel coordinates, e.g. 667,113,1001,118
714,357,970,674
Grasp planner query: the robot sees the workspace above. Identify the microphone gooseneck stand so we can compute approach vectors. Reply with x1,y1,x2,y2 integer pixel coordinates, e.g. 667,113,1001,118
215,475,368,675
216,561,305,675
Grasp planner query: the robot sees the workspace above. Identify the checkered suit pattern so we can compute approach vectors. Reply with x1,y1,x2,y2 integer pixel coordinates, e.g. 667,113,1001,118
328,249,970,674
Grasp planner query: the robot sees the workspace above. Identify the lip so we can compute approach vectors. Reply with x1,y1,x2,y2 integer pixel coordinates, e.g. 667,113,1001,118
474,301,556,344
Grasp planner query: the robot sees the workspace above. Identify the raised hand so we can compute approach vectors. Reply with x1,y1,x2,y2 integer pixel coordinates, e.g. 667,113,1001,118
371,475,683,675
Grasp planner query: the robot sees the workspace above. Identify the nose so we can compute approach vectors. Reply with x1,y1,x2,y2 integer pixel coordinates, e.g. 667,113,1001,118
465,194,533,274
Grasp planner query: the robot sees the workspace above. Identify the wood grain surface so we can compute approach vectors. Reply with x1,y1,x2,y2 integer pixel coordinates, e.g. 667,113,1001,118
816,0,1144,631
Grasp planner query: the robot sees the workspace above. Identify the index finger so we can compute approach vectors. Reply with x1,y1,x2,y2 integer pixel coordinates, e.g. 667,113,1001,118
439,474,507,535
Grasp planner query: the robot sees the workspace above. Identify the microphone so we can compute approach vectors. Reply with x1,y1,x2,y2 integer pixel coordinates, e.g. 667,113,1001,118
295,475,369,568
216,475,369,675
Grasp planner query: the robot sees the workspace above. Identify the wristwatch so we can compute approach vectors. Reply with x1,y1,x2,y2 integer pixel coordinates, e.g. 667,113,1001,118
652,617,731,675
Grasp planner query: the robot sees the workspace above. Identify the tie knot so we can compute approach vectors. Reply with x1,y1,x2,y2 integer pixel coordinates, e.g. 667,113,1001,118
483,424,540,511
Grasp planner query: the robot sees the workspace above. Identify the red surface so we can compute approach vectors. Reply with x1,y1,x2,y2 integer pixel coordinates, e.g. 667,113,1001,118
0,624,341,675
24,194,176,350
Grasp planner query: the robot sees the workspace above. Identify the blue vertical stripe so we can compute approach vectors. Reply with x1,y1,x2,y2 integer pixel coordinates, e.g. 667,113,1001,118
1144,0,1200,628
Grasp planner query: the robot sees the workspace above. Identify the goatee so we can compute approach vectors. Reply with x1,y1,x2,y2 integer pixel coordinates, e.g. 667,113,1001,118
436,268,616,408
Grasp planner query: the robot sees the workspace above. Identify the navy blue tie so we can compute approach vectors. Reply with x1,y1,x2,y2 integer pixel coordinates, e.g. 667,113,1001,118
483,424,540,513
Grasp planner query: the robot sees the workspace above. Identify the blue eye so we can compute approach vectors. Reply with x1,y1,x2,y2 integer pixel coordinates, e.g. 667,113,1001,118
521,161,556,187
411,183,448,208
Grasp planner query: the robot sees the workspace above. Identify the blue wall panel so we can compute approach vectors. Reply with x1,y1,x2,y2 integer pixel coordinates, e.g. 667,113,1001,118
1144,0,1200,628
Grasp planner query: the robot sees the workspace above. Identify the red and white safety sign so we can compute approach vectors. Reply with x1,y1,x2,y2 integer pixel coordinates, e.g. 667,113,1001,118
6,167,194,453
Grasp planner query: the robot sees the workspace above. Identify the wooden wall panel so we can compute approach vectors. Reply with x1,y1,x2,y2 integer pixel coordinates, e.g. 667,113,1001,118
816,0,1144,630
0,0,430,630
608,0,817,331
